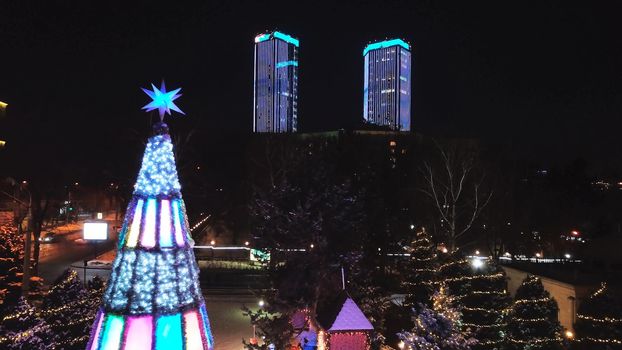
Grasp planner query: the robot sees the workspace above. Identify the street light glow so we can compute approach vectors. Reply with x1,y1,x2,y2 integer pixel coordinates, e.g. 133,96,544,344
471,258,484,269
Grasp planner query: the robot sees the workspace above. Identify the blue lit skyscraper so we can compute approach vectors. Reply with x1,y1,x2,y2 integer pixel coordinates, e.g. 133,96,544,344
253,31,299,133
363,39,412,131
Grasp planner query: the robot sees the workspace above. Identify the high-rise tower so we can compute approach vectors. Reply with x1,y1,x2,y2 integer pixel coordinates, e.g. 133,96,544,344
253,31,299,133
363,39,411,131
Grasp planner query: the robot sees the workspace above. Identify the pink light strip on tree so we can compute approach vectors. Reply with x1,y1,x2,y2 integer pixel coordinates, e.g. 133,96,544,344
88,310,104,350
172,199,185,246
160,199,173,247
123,315,153,350
141,198,157,248
184,310,205,350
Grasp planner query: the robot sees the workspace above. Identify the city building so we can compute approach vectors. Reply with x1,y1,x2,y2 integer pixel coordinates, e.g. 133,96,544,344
363,38,412,131
253,31,299,133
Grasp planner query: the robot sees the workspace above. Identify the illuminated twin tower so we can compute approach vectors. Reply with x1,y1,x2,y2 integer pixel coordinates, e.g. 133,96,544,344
253,32,412,133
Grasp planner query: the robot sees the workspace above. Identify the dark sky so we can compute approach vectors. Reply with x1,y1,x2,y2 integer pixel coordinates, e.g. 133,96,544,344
1,0,622,177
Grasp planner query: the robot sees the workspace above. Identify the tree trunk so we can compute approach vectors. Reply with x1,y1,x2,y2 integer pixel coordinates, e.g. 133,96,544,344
21,224,31,293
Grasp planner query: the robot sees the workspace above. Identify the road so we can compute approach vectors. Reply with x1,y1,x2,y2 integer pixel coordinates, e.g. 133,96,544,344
38,225,118,284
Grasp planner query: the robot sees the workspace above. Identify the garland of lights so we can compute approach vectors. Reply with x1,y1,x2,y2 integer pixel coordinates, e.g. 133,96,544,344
505,275,564,349
85,87,215,350
574,282,622,346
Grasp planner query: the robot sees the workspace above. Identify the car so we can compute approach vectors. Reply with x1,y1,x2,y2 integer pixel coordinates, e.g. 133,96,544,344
39,231,59,243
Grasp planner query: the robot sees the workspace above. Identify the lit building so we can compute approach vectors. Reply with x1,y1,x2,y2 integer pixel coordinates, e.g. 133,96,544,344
253,31,299,133
363,39,412,131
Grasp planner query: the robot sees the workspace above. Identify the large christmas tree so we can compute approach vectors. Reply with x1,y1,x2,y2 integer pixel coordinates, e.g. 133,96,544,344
574,282,622,349
86,82,214,350
505,275,563,350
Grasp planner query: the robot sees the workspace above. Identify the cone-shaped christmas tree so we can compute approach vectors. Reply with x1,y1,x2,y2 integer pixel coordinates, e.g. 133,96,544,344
86,82,214,350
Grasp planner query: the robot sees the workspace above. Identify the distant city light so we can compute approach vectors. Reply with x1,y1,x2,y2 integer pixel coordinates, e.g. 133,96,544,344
210,240,216,245
258,300,265,307
571,230,580,236
535,253,542,258
310,243,314,249
564,253,571,259
475,250,480,255
245,241,250,246
409,224,415,230
398,340,405,349
441,247,448,253
565,330,574,339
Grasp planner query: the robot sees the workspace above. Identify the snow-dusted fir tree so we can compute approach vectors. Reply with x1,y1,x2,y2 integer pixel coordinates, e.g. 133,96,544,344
41,269,93,349
0,297,53,350
402,227,438,308
86,82,214,350
398,286,476,350
574,282,622,349
505,275,563,350
0,224,24,313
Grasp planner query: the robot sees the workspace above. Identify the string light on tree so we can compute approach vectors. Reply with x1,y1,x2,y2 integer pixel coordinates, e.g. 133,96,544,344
85,82,214,350
574,282,622,347
505,275,563,350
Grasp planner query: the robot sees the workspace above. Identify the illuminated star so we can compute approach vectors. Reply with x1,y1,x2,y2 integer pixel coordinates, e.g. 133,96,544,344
141,81,185,120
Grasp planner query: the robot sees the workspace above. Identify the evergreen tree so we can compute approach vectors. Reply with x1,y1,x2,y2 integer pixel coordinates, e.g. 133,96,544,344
345,252,391,349
0,297,53,350
505,275,563,350
398,287,476,350
402,227,438,308
574,282,622,350
41,269,92,349
437,253,511,349
458,263,510,350
0,225,24,313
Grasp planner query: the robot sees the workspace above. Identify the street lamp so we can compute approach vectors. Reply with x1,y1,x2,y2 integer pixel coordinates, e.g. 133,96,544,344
471,258,484,269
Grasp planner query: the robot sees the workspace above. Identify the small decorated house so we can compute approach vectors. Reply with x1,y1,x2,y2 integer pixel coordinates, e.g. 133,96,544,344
315,292,374,350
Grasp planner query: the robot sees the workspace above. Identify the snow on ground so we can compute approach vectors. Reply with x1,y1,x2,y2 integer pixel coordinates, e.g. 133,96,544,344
205,294,260,350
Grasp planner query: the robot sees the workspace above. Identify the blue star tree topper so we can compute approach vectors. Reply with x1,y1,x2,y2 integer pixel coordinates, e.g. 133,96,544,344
141,81,185,120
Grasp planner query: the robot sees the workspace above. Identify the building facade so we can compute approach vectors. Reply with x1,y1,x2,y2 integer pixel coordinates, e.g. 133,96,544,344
363,39,412,131
253,31,299,133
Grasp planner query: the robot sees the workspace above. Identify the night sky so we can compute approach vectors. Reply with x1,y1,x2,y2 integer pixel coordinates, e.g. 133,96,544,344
1,1,622,177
